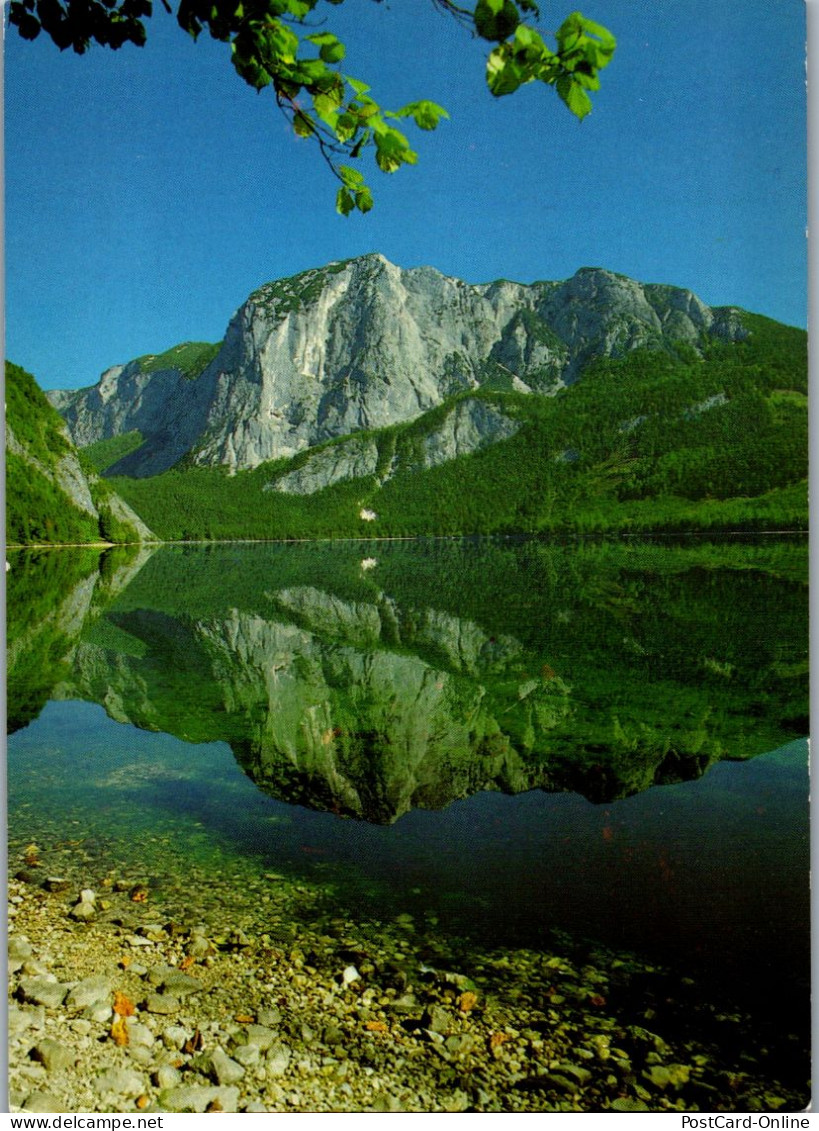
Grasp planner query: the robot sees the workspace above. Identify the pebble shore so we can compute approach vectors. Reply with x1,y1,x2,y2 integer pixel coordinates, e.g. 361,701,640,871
7,842,810,1114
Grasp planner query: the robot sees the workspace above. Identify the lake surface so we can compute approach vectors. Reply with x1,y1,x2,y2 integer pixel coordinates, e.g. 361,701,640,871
7,537,810,1058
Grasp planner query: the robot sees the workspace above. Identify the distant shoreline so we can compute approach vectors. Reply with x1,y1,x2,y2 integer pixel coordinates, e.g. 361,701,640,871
5,526,811,552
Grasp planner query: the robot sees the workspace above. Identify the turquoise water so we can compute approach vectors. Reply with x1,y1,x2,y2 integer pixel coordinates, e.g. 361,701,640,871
8,701,809,1012
6,537,810,1033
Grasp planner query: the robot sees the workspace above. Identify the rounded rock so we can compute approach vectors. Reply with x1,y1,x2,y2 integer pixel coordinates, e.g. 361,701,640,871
65,975,114,1012
22,1091,64,1113
208,1047,245,1086
70,902,96,922
266,1042,293,1078
17,979,70,1010
161,1025,191,1050
31,1039,75,1073
94,1067,146,1099
153,1065,182,1090
143,993,181,1015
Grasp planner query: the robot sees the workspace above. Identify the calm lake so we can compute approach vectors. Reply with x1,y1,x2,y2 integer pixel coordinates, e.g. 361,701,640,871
7,537,810,1065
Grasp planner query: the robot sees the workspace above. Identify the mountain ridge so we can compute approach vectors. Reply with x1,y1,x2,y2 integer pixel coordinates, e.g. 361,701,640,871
23,255,807,540
47,255,750,479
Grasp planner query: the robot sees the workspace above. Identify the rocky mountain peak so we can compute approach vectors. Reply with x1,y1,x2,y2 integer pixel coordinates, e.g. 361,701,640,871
48,257,749,477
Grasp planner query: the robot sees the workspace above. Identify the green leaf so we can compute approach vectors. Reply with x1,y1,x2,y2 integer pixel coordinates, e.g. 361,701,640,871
574,13,616,58
346,76,371,97
336,186,355,216
414,100,449,130
276,76,302,100
512,24,540,51
571,66,600,91
266,20,299,65
556,17,582,55
338,163,365,189
313,97,339,129
307,31,346,64
352,98,380,121
355,187,374,213
292,110,315,137
474,0,520,42
230,44,271,90
335,111,357,142
556,74,592,119
556,12,616,69
374,148,401,173
487,47,524,96
374,127,416,173
394,100,449,131
307,31,338,47
293,57,329,84
320,40,345,63
314,70,345,98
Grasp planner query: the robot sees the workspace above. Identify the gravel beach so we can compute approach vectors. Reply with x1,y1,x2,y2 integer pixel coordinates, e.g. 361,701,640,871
7,836,810,1115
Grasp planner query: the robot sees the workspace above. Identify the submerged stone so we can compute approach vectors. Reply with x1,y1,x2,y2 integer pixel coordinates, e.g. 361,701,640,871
265,1043,293,1078
611,1097,650,1112
160,972,203,997
243,1025,278,1050
69,901,96,922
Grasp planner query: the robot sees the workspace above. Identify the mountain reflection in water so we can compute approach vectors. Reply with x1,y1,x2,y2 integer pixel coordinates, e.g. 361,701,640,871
7,537,808,823
7,537,810,1034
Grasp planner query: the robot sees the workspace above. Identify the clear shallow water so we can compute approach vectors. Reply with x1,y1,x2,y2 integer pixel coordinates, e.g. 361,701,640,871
6,537,810,1032
8,701,809,1017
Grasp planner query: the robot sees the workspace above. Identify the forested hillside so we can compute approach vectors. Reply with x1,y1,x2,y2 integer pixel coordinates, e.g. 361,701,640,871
5,362,154,546
105,312,807,540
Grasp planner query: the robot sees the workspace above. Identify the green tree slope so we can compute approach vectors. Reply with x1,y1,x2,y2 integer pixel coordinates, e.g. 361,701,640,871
108,313,808,540
5,361,152,546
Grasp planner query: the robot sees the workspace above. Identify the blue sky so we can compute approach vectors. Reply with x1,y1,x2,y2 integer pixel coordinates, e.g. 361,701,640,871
5,0,808,391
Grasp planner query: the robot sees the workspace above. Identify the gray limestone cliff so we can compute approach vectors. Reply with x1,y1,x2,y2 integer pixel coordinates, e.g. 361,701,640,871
49,356,218,479
264,398,521,495
48,256,748,478
266,436,381,496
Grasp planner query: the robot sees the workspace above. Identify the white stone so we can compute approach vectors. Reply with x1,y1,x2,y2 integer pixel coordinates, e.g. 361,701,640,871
65,975,114,1011
265,1042,292,1078
94,1067,146,1098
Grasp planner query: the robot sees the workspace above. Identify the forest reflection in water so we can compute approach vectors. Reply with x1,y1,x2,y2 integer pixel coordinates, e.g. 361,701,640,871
6,535,810,1024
